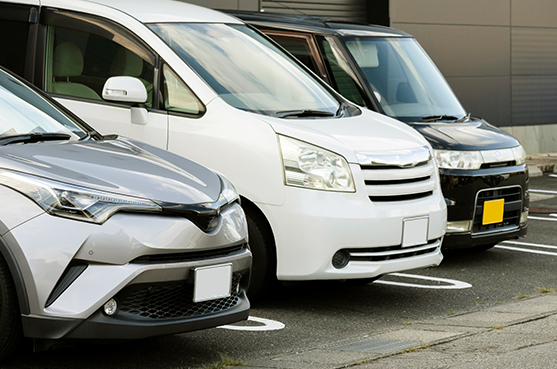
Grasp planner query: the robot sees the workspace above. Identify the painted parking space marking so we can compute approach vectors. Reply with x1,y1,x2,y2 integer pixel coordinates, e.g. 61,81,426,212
218,316,285,331
495,245,557,256
497,240,557,256
548,174,557,178
528,216,557,222
373,273,472,289
501,240,557,250
530,189,557,194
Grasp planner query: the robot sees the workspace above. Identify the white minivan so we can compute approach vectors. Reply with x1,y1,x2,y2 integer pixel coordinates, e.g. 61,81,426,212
1,0,446,298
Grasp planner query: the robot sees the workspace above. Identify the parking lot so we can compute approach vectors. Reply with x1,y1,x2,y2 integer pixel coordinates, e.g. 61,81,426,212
3,174,556,369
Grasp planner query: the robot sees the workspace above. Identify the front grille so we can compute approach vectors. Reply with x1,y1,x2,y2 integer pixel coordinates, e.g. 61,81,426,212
358,147,437,203
480,160,516,169
341,238,441,263
115,273,242,320
472,186,522,234
130,244,247,264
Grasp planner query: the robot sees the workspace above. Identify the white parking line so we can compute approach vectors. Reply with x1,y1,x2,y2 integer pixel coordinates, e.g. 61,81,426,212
501,240,557,249
549,174,557,178
528,216,557,222
373,273,472,289
495,245,557,256
497,240,557,256
530,189,557,194
218,316,285,331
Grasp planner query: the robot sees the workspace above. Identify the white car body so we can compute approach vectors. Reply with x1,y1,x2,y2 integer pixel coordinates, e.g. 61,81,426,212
2,0,446,291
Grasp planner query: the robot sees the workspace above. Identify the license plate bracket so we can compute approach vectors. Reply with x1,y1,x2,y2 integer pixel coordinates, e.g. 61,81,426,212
193,263,232,303
482,199,505,225
402,217,429,248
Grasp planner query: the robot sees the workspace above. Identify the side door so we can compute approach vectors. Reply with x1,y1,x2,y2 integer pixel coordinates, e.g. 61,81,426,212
37,9,168,149
0,1,39,81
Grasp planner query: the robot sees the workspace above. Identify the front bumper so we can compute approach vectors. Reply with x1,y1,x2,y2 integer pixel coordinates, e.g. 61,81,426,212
7,201,251,340
440,165,529,249
259,169,446,280
22,291,249,340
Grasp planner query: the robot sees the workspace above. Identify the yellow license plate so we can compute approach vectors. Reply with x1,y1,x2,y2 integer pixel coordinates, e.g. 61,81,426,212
482,199,505,225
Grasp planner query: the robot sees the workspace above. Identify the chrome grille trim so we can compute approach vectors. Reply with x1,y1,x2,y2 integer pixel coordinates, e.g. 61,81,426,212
358,146,437,202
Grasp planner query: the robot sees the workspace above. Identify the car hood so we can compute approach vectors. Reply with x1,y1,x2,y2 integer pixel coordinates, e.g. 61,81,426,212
407,119,521,151
0,137,221,204
256,109,429,163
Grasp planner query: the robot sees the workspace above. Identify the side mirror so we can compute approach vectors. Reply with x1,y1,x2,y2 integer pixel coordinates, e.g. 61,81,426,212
102,76,147,104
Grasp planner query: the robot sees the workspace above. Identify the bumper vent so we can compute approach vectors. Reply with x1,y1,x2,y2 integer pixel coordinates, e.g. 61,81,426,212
340,238,441,263
473,186,522,234
130,243,247,264
115,274,242,320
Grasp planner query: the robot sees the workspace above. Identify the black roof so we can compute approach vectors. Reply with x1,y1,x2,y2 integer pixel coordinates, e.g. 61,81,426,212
226,10,412,38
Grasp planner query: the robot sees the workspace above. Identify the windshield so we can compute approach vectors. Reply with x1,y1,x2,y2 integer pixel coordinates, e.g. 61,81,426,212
148,23,341,117
342,37,466,122
0,69,87,139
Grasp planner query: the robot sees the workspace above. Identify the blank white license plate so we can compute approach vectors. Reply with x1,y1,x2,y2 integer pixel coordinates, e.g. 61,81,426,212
193,263,232,303
402,217,429,247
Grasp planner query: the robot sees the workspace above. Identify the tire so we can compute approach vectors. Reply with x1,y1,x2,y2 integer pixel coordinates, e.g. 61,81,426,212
0,255,22,361
244,207,277,301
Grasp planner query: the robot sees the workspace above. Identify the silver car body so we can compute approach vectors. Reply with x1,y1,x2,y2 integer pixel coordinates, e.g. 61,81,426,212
0,67,251,349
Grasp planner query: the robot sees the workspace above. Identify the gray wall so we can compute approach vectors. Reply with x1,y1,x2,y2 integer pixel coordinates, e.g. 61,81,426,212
261,0,368,23
390,0,557,129
182,0,260,11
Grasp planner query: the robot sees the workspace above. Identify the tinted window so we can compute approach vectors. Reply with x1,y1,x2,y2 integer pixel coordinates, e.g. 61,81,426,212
0,20,29,78
44,20,154,107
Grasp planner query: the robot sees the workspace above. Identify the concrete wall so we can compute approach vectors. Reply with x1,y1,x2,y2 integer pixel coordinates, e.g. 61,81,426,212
390,0,557,154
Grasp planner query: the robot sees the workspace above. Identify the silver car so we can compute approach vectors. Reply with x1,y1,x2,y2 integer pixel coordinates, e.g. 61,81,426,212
0,67,251,360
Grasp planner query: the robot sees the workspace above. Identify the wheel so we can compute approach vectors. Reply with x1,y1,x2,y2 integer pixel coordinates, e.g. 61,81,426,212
244,207,277,301
0,255,22,361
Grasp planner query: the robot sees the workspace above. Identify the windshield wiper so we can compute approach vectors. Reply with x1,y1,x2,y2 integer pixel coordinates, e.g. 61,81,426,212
274,109,335,118
0,133,72,146
418,115,460,122
418,114,471,123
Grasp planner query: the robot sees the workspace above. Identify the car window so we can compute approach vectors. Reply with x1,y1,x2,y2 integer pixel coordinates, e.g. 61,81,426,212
317,36,367,107
263,31,327,80
342,37,466,121
149,23,341,117
43,13,155,107
0,69,86,138
0,4,36,78
162,64,203,115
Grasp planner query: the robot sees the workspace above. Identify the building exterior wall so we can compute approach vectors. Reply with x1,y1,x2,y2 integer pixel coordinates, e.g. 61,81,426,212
390,0,557,153
182,0,260,11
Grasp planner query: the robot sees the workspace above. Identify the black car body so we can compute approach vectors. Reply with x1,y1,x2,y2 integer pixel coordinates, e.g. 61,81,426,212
231,11,529,250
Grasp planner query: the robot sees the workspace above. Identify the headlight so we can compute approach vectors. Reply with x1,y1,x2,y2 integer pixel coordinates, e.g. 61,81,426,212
278,135,355,192
0,170,161,224
218,174,239,204
512,145,526,166
434,145,527,170
433,150,482,170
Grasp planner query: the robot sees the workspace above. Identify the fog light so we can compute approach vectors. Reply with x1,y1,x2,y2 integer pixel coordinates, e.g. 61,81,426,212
520,210,529,224
446,220,472,233
104,298,118,316
332,250,350,269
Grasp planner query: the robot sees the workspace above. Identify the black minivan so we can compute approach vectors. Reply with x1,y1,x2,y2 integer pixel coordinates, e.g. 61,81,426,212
232,12,529,251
